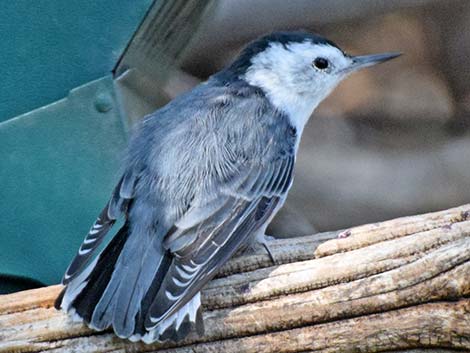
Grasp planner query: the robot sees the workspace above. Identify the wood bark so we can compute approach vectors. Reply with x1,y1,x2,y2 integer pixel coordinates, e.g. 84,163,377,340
1,204,469,353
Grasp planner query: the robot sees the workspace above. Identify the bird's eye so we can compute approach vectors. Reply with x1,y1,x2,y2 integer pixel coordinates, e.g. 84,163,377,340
313,57,329,70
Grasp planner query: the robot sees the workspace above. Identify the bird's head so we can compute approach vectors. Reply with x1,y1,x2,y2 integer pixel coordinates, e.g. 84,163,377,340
224,31,400,130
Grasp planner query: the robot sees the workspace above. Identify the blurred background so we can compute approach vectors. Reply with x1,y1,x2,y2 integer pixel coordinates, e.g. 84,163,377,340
1,0,469,293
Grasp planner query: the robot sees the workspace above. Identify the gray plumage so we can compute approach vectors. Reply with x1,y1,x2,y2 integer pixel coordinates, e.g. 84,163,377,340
55,30,399,343
56,74,296,342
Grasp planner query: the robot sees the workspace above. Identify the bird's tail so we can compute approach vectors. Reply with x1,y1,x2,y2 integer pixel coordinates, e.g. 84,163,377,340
55,224,130,320
55,223,203,342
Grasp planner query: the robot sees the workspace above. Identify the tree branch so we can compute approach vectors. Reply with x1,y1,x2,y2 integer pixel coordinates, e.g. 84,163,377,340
1,205,469,353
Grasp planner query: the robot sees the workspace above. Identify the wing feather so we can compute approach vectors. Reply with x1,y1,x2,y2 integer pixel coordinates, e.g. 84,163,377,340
145,154,294,329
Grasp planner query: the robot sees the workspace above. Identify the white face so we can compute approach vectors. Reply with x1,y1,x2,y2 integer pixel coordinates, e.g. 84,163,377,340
242,41,353,132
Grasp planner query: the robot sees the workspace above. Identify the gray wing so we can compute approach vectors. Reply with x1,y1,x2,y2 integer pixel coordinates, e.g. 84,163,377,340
62,169,137,284
145,152,294,329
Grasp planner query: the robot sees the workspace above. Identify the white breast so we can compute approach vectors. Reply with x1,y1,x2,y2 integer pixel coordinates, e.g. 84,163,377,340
242,43,326,134
243,71,321,135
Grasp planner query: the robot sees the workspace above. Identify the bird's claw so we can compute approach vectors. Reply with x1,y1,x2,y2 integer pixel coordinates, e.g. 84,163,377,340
257,234,277,264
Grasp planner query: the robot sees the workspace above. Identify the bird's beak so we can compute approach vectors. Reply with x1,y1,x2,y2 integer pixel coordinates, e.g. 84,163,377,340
343,52,401,73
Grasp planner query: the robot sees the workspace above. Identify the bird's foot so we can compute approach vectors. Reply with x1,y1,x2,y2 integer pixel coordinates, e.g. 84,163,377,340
256,233,277,264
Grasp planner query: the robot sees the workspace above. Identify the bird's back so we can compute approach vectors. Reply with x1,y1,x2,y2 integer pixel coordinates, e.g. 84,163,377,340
126,78,295,226
56,76,298,343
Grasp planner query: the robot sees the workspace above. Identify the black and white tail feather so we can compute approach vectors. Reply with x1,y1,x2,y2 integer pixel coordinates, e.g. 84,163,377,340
55,169,206,342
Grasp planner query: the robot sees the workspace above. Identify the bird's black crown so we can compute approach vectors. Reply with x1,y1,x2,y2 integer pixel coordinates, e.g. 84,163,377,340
217,31,340,83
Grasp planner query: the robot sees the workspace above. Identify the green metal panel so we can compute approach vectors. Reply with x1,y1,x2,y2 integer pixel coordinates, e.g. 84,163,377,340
0,0,215,294
0,0,153,122
0,76,127,287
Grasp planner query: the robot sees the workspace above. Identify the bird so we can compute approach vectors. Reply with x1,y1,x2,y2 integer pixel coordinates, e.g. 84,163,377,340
55,30,400,343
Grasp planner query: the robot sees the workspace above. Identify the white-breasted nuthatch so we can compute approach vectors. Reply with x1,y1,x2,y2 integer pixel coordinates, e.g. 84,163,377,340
55,31,400,343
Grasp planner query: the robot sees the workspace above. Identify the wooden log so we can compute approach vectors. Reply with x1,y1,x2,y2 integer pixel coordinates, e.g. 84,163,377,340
1,204,469,353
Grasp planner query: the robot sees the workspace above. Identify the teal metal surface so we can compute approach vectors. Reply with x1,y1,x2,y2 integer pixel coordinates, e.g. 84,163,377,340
0,76,127,287
0,0,153,122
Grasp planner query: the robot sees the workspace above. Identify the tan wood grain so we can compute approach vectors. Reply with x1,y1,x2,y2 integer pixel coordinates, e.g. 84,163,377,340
1,204,469,353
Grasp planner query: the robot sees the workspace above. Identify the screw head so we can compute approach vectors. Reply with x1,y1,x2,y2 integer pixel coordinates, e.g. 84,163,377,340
94,93,113,113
